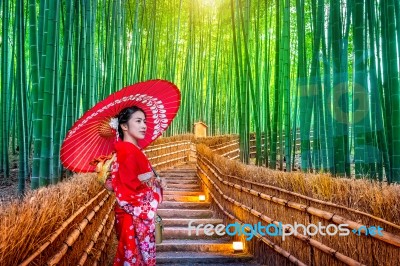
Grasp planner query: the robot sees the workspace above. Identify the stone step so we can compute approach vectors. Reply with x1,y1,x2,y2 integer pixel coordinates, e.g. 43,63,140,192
165,179,199,185
156,251,254,264
162,195,201,202
161,218,223,227
164,188,200,192
158,201,210,209
161,169,196,172
164,179,198,185
164,186,200,192
160,169,196,173
156,262,259,266
157,209,213,219
161,168,196,171
162,175,198,180
157,263,257,266
163,178,198,183
162,227,226,240
156,238,232,252
154,164,256,265
165,184,200,190
161,170,197,174
163,190,203,195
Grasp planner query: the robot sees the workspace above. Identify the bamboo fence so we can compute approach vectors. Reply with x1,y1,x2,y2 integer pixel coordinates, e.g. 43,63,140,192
197,135,240,159
196,138,400,266
4,134,398,265
0,135,194,265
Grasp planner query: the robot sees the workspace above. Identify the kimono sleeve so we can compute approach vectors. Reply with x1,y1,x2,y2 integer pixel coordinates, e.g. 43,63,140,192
116,152,142,195
135,150,154,182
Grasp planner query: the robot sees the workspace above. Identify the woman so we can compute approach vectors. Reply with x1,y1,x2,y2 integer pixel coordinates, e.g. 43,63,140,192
111,106,161,266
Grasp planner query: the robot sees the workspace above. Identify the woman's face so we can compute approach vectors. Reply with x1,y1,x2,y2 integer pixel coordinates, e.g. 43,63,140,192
121,110,147,143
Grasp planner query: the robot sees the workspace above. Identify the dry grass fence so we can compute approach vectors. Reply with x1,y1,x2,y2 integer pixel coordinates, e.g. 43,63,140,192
4,133,398,265
196,135,240,159
0,135,194,266
145,134,195,169
0,173,115,266
196,141,400,266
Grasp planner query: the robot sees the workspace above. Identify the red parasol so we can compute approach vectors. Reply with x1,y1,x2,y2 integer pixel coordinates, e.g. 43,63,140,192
60,79,181,173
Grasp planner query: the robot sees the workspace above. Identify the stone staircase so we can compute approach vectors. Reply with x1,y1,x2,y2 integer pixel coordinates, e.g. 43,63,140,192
156,163,258,265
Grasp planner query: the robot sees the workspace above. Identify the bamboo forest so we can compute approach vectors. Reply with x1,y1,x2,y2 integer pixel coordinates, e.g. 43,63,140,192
2,0,400,265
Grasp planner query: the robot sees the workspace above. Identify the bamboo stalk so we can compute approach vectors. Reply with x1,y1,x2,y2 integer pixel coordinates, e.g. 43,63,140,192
221,149,240,157
212,142,239,151
92,214,115,265
229,155,240,160
208,139,239,150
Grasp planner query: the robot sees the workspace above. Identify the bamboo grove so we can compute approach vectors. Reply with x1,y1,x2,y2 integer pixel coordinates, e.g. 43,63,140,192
0,0,399,194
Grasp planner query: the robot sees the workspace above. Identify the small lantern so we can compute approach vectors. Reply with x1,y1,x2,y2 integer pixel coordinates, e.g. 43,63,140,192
199,194,206,201
233,241,243,252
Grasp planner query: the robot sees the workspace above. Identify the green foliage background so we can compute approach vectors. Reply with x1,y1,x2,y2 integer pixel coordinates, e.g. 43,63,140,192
0,0,399,193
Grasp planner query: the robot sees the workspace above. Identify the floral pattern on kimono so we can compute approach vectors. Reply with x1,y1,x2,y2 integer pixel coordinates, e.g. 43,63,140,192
111,141,160,266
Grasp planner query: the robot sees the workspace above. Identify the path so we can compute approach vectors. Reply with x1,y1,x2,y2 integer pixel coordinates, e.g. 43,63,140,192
156,162,259,265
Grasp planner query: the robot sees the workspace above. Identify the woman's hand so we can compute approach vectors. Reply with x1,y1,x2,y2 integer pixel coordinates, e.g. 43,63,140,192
144,174,166,189
154,176,167,189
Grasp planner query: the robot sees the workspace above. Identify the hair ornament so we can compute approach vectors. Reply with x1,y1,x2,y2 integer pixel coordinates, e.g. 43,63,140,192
109,117,119,130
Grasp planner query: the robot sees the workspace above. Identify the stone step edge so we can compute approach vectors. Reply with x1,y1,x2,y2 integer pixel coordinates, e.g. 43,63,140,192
158,208,212,212
156,251,253,259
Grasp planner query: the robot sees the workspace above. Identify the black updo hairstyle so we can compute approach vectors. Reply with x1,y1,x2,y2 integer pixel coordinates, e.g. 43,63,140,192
117,106,146,140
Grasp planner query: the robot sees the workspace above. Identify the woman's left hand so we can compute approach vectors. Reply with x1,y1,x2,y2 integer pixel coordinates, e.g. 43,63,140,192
153,176,166,189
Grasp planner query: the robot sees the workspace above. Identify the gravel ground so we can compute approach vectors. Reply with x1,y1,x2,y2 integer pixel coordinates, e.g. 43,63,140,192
0,168,31,205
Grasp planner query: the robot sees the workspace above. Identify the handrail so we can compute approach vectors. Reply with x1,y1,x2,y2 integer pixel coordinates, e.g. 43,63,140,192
145,140,191,152
47,193,112,265
152,156,188,167
198,156,400,248
221,148,239,158
208,139,239,149
148,149,189,160
198,154,400,231
19,189,108,266
197,168,308,266
77,200,115,265
212,141,239,151
197,161,367,266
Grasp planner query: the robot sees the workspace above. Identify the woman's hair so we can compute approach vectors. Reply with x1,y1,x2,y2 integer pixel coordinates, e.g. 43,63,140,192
117,106,146,140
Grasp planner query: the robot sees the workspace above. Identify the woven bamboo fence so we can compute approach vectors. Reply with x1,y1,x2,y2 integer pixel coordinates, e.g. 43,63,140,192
21,189,115,266
145,134,194,170
196,142,400,266
0,135,194,266
0,173,115,266
197,135,240,159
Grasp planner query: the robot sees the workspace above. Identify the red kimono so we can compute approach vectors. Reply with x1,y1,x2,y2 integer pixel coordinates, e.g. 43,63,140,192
111,141,160,266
